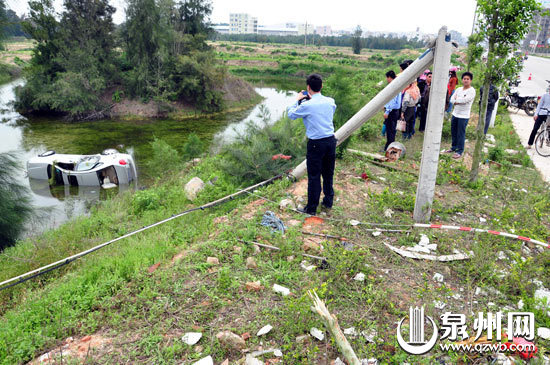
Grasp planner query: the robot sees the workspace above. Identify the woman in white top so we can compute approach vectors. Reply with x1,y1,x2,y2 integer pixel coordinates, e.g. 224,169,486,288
444,72,476,159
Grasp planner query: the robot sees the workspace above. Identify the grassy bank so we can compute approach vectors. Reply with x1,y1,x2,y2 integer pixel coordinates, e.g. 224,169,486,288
1,97,550,363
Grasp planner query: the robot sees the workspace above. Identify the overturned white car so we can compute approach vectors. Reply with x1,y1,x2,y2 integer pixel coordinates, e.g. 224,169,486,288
27,149,137,188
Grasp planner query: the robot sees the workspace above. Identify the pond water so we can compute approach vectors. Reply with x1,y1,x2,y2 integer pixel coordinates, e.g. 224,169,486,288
0,79,298,237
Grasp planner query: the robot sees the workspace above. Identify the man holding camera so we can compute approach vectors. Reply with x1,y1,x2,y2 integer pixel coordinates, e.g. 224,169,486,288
287,74,337,216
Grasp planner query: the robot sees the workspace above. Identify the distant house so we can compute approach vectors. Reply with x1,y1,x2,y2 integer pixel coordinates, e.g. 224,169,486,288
229,13,258,34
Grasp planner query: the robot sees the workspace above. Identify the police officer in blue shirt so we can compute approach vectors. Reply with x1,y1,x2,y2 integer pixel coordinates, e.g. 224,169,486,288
287,74,337,215
383,70,402,151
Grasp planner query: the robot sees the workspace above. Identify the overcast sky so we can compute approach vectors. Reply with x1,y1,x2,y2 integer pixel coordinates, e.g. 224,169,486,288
6,0,478,35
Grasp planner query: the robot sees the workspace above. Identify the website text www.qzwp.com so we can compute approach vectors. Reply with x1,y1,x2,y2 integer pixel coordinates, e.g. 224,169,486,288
439,342,537,354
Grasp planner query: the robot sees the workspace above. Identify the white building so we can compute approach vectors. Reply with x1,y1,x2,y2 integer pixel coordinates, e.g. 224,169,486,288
258,25,299,36
315,25,332,37
212,23,230,34
297,23,315,36
229,13,258,34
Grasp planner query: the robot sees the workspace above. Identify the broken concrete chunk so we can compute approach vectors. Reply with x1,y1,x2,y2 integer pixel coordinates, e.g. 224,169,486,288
245,281,264,292
185,177,205,201
343,327,358,337
433,273,444,283
406,245,431,254
272,284,290,296
246,257,257,269
273,349,283,357
279,198,296,210
216,331,246,350
257,324,273,336
193,355,213,365
206,257,219,265
182,332,202,345
384,209,394,218
353,273,365,282
419,234,430,246
310,327,325,341
245,355,263,365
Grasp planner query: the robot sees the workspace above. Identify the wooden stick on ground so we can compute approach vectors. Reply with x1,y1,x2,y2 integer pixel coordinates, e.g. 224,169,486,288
308,290,361,365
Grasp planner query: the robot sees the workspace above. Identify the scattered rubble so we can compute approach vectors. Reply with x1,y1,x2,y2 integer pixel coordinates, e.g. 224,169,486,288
193,355,213,365
384,209,394,218
185,177,205,201
433,273,444,283
257,324,273,336
216,331,246,350
353,273,366,282
310,327,325,341
272,284,290,296
182,332,202,345
279,198,296,211
385,243,472,262
246,257,257,269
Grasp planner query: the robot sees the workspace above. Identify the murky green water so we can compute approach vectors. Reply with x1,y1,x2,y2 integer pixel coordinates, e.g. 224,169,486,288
0,78,298,236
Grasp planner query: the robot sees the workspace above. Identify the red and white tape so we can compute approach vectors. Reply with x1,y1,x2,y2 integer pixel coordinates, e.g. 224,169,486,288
413,223,549,249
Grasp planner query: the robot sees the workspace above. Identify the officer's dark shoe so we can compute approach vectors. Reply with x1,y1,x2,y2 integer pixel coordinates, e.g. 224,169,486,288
297,206,316,215
320,203,332,211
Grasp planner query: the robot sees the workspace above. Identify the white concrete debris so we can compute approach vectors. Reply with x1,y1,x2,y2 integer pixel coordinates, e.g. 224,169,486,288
434,300,446,309
343,327,358,337
419,234,430,246
272,284,290,296
353,273,366,282
361,329,377,343
310,327,325,341
452,293,462,300
193,355,214,365
497,251,507,260
273,349,283,357
350,219,361,226
257,325,273,336
245,355,264,365
372,231,382,237
279,198,296,210
407,245,431,254
538,327,550,340
486,134,496,143
384,209,394,218
433,273,444,283
518,299,525,310
533,279,544,288
334,358,346,365
475,287,486,296
182,332,202,345
361,358,379,365
479,217,487,223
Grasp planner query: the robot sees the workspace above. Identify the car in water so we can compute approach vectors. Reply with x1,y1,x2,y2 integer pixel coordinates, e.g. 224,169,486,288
27,149,137,189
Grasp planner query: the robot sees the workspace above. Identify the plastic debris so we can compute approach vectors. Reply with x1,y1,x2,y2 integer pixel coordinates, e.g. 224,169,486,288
257,324,273,336
353,273,365,282
385,142,406,161
272,154,292,161
261,211,286,233
433,273,444,282
310,327,325,341
272,284,290,296
182,332,202,345
193,355,213,365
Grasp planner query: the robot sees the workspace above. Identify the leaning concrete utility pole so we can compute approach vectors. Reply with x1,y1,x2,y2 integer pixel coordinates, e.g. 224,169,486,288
413,27,453,223
290,35,437,180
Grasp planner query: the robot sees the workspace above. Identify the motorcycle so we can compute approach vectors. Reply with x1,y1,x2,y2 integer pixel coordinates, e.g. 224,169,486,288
499,81,537,116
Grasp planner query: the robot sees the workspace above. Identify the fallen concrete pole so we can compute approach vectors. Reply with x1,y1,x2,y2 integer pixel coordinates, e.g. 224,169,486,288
290,37,437,180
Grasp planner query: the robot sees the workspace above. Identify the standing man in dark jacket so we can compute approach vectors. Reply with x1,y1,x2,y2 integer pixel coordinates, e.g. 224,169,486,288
479,84,499,134
287,74,337,215
419,72,432,132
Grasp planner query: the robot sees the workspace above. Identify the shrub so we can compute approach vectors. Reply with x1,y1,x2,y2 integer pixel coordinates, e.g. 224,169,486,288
182,133,204,161
131,189,163,214
146,137,182,177
488,145,505,162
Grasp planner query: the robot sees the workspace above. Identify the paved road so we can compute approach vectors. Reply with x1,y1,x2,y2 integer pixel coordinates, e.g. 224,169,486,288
509,56,550,183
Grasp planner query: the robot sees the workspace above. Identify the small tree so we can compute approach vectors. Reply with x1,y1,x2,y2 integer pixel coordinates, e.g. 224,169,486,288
351,25,362,55
469,0,544,182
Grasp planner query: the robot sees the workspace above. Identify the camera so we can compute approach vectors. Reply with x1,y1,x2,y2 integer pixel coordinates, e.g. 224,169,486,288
298,90,311,105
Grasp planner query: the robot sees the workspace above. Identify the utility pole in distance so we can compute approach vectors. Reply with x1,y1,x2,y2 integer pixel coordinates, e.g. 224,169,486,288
413,27,453,223
305,21,308,47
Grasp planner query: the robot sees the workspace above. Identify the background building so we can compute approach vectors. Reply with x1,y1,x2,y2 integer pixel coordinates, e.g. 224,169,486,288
522,1,550,51
229,13,258,34
297,23,315,36
315,25,332,37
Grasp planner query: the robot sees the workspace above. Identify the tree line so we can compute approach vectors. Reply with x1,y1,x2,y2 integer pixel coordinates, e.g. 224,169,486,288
212,32,425,50
15,0,224,119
